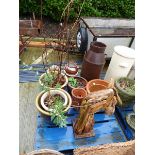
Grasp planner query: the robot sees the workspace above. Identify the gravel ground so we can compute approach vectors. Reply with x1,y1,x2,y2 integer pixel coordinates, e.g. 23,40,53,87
19,82,40,154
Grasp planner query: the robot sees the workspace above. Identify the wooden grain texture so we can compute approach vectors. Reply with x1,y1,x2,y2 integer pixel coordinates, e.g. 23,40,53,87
35,110,126,152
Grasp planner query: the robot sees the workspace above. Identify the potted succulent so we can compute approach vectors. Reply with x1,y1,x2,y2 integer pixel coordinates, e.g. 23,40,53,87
39,70,68,90
36,88,72,127
68,76,87,93
35,89,72,116
86,79,109,93
41,89,68,112
115,77,135,107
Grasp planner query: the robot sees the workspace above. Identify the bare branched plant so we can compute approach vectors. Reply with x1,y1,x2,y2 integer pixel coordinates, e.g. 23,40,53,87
40,0,86,89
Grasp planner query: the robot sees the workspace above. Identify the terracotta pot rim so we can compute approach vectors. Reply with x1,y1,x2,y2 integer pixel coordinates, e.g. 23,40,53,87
71,88,87,99
86,79,109,93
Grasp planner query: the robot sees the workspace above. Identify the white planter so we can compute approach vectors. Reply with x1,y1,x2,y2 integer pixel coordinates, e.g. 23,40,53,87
41,89,68,112
104,45,135,81
39,72,68,89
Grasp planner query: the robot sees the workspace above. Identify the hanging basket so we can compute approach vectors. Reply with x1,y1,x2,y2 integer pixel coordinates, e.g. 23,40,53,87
115,77,135,107
74,140,135,155
26,149,64,155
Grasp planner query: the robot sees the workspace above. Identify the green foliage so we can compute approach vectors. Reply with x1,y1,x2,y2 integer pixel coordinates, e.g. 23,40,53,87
55,83,61,89
68,77,78,88
43,73,54,87
50,96,67,127
41,72,61,90
19,0,135,21
117,77,135,94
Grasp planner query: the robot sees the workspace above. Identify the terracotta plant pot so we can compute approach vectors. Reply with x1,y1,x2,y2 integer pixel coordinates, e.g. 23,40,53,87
41,89,68,112
39,72,68,89
68,76,87,93
71,88,87,107
35,89,72,116
86,79,109,93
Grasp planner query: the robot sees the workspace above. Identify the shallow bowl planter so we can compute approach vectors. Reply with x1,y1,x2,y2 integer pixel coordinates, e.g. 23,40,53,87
86,79,109,93
71,88,87,107
68,76,88,92
41,89,68,112
39,72,68,89
35,89,72,116
115,77,135,107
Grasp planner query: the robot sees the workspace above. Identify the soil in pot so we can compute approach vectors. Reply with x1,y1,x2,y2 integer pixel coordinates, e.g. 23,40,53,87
44,94,65,111
89,84,107,92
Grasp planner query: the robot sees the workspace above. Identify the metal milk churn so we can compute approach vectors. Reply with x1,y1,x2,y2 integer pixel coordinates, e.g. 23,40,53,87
81,41,106,81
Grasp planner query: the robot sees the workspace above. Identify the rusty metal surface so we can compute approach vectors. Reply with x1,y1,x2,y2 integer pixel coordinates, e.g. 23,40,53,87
19,36,32,55
19,20,43,36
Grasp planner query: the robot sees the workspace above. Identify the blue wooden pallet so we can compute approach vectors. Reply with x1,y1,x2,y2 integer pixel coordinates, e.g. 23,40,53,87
115,103,135,140
35,108,126,154
19,62,82,83
19,62,106,83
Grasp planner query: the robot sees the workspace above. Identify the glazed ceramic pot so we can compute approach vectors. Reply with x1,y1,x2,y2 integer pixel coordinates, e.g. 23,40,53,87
35,89,72,116
41,89,68,112
81,41,107,81
71,88,87,107
64,63,79,77
86,79,109,93
68,76,88,93
39,72,68,89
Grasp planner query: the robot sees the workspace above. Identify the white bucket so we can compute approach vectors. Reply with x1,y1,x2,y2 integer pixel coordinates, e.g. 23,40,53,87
104,46,135,81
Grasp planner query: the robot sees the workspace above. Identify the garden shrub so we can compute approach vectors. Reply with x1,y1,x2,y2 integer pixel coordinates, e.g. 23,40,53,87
19,0,135,21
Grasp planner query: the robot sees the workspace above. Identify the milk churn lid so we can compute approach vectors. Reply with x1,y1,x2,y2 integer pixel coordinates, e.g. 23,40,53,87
114,45,135,59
